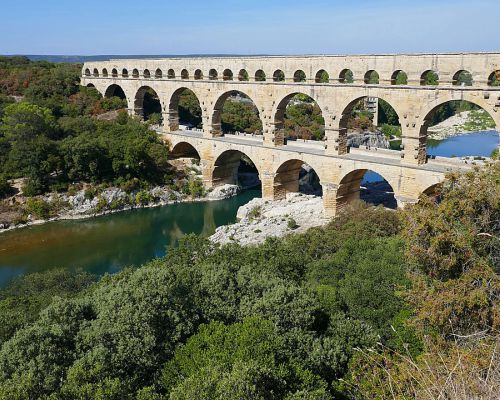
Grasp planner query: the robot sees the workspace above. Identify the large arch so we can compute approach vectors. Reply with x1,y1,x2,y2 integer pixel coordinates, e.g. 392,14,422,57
211,90,263,137
104,84,127,100
134,86,162,122
273,92,325,142
211,150,261,188
168,87,203,131
273,159,322,200
336,168,397,211
337,95,403,153
170,141,201,160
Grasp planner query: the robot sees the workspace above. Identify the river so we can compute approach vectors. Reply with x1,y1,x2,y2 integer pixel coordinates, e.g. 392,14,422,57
0,131,497,287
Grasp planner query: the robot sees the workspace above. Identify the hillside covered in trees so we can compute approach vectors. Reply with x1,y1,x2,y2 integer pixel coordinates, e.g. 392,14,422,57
0,162,498,399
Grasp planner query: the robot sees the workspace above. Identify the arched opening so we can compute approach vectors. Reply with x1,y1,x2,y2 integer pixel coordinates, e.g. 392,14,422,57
391,70,408,85
337,169,397,211
421,70,439,85
143,69,151,78
238,69,249,81
84,68,91,76
223,69,233,81
211,91,263,137
112,68,118,78
273,69,285,82
86,83,96,88
155,68,163,79
212,150,261,189
132,69,139,78
274,93,325,141
293,70,306,82
420,183,442,204
104,84,126,100
453,70,473,86
93,68,99,77
168,88,203,131
134,86,162,124
339,69,353,83
102,68,108,77
255,69,266,82
364,70,379,84
315,70,329,83
168,69,175,79
194,69,203,80
170,142,201,160
422,100,498,159
273,159,322,200
488,71,500,86
338,96,402,153
209,69,218,80
181,69,189,79
122,69,129,78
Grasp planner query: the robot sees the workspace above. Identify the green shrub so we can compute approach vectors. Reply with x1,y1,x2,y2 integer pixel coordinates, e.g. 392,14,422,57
0,175,13,199
94,196,108,213
25,198,52,219
135,190,153,206
188,177,204,198
287,217,298,229
248,205,262,221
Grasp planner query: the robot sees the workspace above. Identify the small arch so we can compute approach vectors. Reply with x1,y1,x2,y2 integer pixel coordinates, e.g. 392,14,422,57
143,69,151,79
452,70,473,86
339,69,353,83
155,68,163,79
255,69,266,82
293,70,306,82
273,160,322,200
273,69,285,82
488,71,500,86
181,69,189,79
102,68,108,77
421,70,439,85
86,83,96,88
132,68,139,78
168,69,175,79
122,69,129,78
223,69,234,81
170,142,201,160
238,69,249,81
194,69,203,80
92,68,99,77
315,70,329,83
364,70,379,84
391,70,408,85
84,68,91,76
111,68,118,78
337,169,397,210
420,183,442,204
212,150,261,188
209,69,218,80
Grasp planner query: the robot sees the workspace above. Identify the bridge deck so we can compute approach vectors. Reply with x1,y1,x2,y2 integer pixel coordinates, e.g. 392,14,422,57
165,130,469,174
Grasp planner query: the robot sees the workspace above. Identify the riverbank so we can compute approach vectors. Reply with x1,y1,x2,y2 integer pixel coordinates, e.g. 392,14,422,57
428,109,495,140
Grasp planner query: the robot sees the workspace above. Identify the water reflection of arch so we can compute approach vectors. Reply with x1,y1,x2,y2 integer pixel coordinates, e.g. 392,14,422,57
211,149,261,187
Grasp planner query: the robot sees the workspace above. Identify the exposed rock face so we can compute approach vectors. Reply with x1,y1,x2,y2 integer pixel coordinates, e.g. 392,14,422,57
207,184,241,200
347,132,389,149
211,193,330,246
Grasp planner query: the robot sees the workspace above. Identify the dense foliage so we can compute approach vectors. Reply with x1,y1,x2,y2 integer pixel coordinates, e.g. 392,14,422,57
0,56,169,197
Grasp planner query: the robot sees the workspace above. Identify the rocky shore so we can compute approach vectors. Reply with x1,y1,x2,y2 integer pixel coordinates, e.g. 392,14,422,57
210,193,330,246
428,109,495,140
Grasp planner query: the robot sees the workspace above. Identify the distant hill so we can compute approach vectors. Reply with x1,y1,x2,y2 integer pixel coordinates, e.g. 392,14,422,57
12,55,267,63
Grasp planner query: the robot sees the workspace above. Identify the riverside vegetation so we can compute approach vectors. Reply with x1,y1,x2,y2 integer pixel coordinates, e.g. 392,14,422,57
0,162,498,399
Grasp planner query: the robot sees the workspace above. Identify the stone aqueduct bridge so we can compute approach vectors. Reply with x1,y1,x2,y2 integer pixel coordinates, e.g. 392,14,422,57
81,53,500,216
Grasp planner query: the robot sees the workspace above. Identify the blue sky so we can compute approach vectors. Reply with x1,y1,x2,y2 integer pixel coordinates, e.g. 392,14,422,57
1,0,497,55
